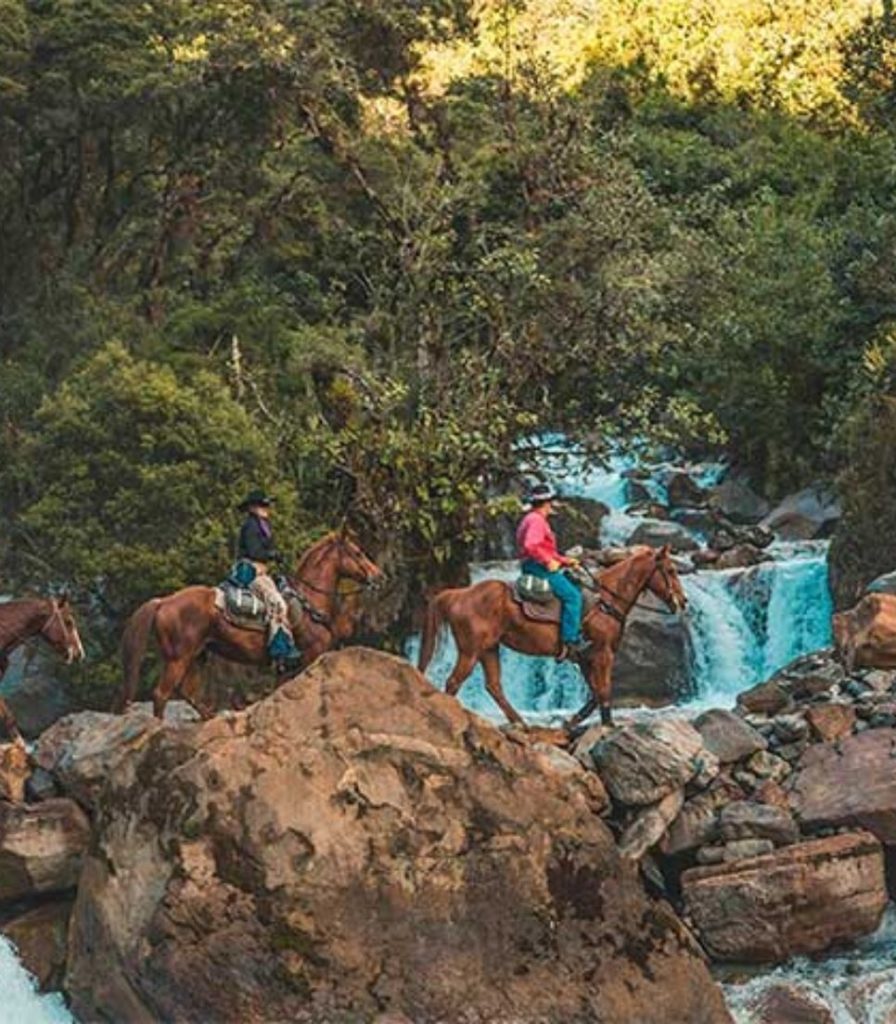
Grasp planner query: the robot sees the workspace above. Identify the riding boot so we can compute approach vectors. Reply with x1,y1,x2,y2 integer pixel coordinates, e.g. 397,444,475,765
268,627,302,674
558,637,591,662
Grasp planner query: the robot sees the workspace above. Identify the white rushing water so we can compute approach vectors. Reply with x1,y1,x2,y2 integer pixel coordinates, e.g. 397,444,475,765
0,936,74,1024
724,906,896,1024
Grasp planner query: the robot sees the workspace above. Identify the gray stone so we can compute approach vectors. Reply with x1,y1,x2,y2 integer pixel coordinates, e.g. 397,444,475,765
626,521,699,554
696,845,726,865
746,750,790,783
723,838,775,861
592,718,718,806
708,477,771,525
618,789,685,861
760,485,841,541
772,714,809,744
718,802,799,846
694,709,767,764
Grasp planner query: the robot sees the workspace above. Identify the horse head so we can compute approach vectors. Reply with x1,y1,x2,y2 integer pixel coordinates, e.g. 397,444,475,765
41,594,86,664
646,546,688,613
331,528,383,589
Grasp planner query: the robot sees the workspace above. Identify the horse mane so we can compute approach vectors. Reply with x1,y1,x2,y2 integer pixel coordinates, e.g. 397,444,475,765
295,531,342,573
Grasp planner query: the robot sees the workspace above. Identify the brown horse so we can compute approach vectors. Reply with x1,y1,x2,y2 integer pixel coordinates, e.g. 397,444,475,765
118,531,382,720
0,595,86,739
417,545,687,728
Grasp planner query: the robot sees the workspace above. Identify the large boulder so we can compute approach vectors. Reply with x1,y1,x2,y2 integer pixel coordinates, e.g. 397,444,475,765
35,707,167,810
665,472,707,509
682,831,887,963
627,521,698,553
0,799,90,902
788,728,896,842
708,477,770,525
612,606,694,706
694,709,767,764
591,718,718,806
64,648,731,1024
759,485,841,541
833,593,896,671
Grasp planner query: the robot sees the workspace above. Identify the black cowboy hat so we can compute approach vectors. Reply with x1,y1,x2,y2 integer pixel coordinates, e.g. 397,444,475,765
238,489,276,511
525,482,562,507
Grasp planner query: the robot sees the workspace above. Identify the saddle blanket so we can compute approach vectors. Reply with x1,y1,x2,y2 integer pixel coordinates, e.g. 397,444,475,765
215,583,268,632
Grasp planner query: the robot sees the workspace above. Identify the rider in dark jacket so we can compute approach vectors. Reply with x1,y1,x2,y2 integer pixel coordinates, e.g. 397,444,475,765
235,489,301,673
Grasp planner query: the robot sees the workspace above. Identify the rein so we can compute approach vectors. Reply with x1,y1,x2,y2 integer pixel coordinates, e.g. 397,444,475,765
577,560,677,625
288,537,377,633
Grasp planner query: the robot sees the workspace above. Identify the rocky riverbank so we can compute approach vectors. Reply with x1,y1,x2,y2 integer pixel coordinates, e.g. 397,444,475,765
3,618,896,1020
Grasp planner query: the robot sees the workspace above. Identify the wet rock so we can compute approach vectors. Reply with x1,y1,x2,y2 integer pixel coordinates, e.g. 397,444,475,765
722,838,774,861
747,982,835,1024
682,831,887,963
0,739,30,802
713,544,771,571
718,802,799,846
692,549,721,567
759,485,841,541
64,648,732,1024
627,521,699,553
35,707,166,810
774,740,810,764
805,703,855,742
788,728,896,842
771,714,809,744
0,798,90,902
737,680,792,716
862,669,896,693
708,477,770,525
772,651,846,701
746,750,790,783
618,789,685,861
613,606,693,707
592,718,718,806
666,472,707,508
25,766,59,803
694,710,766,764
625,478,653,505
1,898,72,990
868,704,896,729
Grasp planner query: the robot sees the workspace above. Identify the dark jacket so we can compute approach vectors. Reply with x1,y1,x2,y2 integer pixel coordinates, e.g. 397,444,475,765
237,514,281,565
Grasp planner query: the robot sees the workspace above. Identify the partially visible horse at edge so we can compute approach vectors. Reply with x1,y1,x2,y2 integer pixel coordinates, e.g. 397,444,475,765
417,545,687,728
0,595,86,739
118,531,382,720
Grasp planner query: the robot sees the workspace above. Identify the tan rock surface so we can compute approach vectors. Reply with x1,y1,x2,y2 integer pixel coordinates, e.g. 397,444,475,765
65,648,731,1024
0,798,90,902
682,831,887,963
788,728,896,842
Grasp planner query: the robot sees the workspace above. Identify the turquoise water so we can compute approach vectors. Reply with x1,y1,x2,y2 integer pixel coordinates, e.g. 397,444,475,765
0,936,74,1024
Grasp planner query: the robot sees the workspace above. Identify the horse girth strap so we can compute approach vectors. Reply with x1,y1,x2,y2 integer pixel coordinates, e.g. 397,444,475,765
586,594,627,627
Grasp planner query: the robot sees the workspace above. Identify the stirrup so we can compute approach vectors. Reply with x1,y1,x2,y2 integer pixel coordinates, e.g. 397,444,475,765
558,639,591,662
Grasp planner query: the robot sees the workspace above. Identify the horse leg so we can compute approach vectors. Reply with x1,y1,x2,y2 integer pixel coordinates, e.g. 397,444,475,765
444,650,479,699
152,656,193,720
567,646,614,730
179,662,215,721
480,648,524,727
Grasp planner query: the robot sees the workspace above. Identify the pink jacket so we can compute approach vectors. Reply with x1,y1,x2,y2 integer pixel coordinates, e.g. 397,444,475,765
516,511,571,568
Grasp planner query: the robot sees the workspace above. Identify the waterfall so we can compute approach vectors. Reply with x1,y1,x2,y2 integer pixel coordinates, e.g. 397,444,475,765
0,937,74,1024
682,542,832,706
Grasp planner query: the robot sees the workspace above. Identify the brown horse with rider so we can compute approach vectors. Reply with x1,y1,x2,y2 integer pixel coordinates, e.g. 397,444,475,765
119,528,382,719
418,482,688,727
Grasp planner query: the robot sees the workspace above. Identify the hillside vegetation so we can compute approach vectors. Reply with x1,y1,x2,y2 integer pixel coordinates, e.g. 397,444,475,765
2,0,896,691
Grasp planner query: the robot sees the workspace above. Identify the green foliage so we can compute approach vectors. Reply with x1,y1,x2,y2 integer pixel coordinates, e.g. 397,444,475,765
4,340,292,624
7,0,896,692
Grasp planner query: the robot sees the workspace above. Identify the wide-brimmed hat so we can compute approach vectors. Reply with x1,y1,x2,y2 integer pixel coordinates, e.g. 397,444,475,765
238,489,276,511
526,482,561,507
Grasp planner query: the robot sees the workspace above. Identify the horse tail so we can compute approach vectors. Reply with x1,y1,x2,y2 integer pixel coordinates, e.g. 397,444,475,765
417,592,446,674
118,598,161,711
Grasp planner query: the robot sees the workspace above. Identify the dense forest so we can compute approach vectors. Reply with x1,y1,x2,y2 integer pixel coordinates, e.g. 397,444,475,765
3,0,896,694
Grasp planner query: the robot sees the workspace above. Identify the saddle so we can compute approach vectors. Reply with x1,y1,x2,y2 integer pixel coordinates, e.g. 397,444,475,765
510,576,598,625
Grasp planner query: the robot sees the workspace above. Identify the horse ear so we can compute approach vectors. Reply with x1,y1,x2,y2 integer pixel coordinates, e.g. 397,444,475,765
57,592,69,607
658,544,671,558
